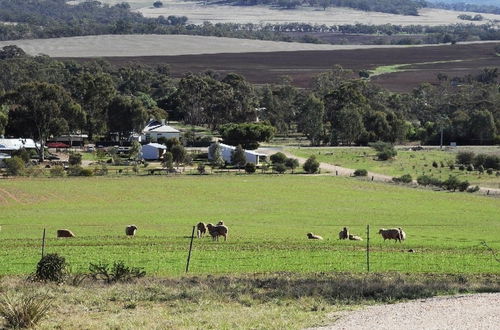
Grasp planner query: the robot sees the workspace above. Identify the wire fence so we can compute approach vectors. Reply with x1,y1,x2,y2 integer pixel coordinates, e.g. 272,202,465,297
3,224,499,276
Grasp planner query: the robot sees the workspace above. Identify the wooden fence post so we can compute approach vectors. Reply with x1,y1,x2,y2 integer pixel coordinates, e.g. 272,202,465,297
41,228,46,259
366,224,370,272
185,226,196,273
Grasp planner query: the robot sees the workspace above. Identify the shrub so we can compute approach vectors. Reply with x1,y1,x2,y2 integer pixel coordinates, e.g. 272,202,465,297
274,163,287,174
303,156,319,174
34,253,67,282
89,261,146,284
467,185,480,193
458,180,470,192
24,166,44,177
49,165,65,177
449,164,455,170
432,161,438,168
442,175,461,191
197,164,206,174
458,165,465,171
68,153,82,166
473,154,487,167
486,168,493,175
456,151,475,165
284,158,299,173
245,162,256,174
4,156,25,176
153,1,163,8
0,294,52,329
270,152,287,164
93,164,108,176
353,169,368,177
466,164,474,171
393,174,413,183
483,155,500,170
369,141,397,160
80,168,93,176
477,165,484,173
417,175,442,187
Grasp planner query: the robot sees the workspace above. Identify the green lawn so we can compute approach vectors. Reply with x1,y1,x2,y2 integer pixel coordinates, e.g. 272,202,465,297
288,147,500,189
0,175,499,276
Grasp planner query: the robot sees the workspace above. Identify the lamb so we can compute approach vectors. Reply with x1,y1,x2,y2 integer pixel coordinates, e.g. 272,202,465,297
206,223,229,241
348,234,363,241
378,228,404,242
399,228,406,241
125,225,137,237
339,227,349,240
57,229,75,238
196,222,207,238
307,232,323,240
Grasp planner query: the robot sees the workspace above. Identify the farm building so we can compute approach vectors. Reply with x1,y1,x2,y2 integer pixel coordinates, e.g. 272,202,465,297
47,134,87,147
141,143,167,160
141,120,180,143
208,143,266,165
0,153,11,167
0,138,39,155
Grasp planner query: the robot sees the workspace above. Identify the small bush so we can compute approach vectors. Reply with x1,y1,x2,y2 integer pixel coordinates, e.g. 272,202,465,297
303,156,319,174
245,162,256,174
449,164,455,170
458,180,470,192
34,253,67,282
486,168,493,175
50,165,65,177
4,156,25,176
197,164,206,175
458,165,465,171
284,158,299,173
89,261,146,284
477,165,484,173
270,152,287,164
0,294,52,329
369,141,397,160
80,168,93,177
417,175,442,187
24,166,44,177
456,151,475,165
442,175,461,191
274,163,287,174
466,164,474,171
432,161,438,168
393,174,412,183
353,169,368,177
68,153,82,166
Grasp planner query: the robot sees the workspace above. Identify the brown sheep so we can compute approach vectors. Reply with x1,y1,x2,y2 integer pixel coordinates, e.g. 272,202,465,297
378,228,403,242
207,223,229,241
339,227,349,240
57,229,75,238
125,225,137,237
348,234,363,241
307,232,323,240
196,222,207,238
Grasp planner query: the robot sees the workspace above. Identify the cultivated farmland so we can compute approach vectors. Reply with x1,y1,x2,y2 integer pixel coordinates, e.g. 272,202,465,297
1,176,498,276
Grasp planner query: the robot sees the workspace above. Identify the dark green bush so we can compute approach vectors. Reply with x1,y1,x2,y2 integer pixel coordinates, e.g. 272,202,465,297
353,169,368,176
80,168,93,177
369,141,397,160
49,166,65,177
458,165,465,171
68,153,82,166
458,180,470,192
270,152,287,164
197,164,206,174
284,158,299,173
449,164,455,170
417,175,442,187
303,156,320,174
245,162,256,174
34,254,67,282
393,174,413,183
477,165,484,173
486,168,493,175
4,156,25,176
456,151,475,165
442,175,461,191
274,163,287,174
89,261,145,284
466,164,474,171
432,161,438,168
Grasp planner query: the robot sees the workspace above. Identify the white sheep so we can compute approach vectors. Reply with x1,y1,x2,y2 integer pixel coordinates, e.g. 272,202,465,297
348,234,363,241
307,232,323,240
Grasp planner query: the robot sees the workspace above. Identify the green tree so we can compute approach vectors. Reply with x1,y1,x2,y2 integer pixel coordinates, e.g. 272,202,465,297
209,142,225,168
0,104,8,136
469,110,496,144
162,151,173,170
129,140,141,163
5,82,83,161
333,105,365,145
285,157,299,173
298,94,324,146
219,122,275,150
270,152,287,164
4,156,25,176
171,144,186,168
231,144,246,170
107,95,148,139
303,155,320,174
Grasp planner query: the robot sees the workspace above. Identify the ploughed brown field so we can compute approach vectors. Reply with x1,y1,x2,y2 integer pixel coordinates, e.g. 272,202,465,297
62,42,500,92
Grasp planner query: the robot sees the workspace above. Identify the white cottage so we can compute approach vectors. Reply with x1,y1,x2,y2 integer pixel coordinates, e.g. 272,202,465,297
141,120,180,143
0,138,39,154
141,143,167,161
208,143,266,165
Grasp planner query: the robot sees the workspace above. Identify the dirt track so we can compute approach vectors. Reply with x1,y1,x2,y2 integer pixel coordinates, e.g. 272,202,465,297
311,293,500,330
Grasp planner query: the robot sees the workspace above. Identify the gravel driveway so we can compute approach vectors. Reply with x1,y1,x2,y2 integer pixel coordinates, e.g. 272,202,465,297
311,293,500,330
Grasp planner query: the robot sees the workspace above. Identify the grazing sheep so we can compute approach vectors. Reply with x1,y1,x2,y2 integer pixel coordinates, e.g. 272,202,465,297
339,227,349,240
307,233,323,240
348,234,363,241
378,228,403,242
125,225,137,237
57,229,75,238
196,222,207,238
207,223,229,241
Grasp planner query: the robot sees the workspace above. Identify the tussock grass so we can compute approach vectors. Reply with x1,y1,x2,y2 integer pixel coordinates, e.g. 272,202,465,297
0,273,498,329
0,293,52,329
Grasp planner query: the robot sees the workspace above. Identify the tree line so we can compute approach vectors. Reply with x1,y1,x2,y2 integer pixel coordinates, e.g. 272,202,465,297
0,47,498,154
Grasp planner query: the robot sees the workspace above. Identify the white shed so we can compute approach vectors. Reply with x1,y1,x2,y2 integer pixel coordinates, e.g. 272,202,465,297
208,143,266,165
141,120,180,142
141,143,167,160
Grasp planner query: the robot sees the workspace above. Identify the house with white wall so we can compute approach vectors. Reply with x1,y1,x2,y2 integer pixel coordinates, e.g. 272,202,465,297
141,120,180,143
208,143,266,165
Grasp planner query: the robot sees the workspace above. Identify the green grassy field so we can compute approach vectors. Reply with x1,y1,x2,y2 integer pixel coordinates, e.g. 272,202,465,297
288,147,500,189
0,175,499,276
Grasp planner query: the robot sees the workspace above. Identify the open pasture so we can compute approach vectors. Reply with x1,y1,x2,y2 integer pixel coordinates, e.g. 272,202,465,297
289,146,500,189
0,175,498,276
